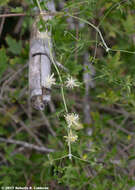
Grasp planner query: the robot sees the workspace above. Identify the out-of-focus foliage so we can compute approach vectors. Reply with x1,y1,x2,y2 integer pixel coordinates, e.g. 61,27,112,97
0,0,135,189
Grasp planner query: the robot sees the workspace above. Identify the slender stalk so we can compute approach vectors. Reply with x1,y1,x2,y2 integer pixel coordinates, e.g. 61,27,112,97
110,49,135,54
36,0,42,13
51,154,69,161
68,129,72,160
68,13,135,54
0,12,57,18
48,40,72,159
68,14,109,51
0,137,54,153
48,40,68,113
98,0,128,27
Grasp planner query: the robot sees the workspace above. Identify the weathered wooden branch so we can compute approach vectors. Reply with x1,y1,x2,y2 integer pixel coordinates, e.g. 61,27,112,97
0,12,57,18
29,1,55,110
0,137,54,153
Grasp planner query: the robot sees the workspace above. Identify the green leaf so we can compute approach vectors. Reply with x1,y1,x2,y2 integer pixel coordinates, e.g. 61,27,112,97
0,176,11,186
6,36,22,55
0,48,8,78
15,153,28,162
122,14,135,34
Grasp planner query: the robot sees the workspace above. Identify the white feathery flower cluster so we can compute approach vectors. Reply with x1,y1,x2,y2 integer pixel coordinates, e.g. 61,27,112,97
64,113,79,128
64,131,78,143
65,76,79,89
45,73,56,89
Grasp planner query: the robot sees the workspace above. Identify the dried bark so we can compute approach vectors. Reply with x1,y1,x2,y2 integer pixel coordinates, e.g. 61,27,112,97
29,1,55,111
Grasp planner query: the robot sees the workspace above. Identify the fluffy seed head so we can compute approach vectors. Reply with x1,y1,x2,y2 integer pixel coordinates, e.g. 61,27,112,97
45,73,56,89
64,132,78,143
65,76,79,89
64,113,79,128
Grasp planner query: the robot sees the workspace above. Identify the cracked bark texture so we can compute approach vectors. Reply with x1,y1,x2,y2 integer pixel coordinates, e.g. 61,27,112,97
29,0,55,110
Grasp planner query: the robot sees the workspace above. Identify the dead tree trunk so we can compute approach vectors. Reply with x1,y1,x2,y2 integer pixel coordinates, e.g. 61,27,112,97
29,0,55,111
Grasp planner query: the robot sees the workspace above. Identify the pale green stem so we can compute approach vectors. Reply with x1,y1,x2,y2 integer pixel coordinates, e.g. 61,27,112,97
51,154,69,161
68,14,109,51
36,0,42,13
72,155,91,164
68,13,135,54
48,36,72,160
48,40,68,113
110,49,135,54
68,128,72,160
98,0,127,27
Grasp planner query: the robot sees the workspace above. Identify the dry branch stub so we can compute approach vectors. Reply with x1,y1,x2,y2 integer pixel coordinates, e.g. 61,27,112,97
29,0,56,110
29,17,52,111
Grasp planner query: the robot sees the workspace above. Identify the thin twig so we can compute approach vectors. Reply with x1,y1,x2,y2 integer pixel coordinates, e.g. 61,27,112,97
40,111,63,148
56,61,68,72
0,106,44,147
0,137,54,153
91,102,135,119
14,16,24,34
0,63,28,98
108,119,134,135
0,12,58,18
0,12,6,37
